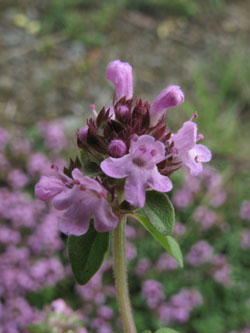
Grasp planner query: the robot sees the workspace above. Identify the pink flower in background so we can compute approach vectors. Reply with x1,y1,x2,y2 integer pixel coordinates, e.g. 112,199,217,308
173,222,186,236
186,240,214,266
156,253,179,271
101,134,172,207
38,121,67,152
241,229,250,249
211,254,232,286
142,279,165,309
193,205,217,231
172,121,212,176
7,169,29,190
173,187,193,209
135,258,152,276
240,201,250,220
0,127,9,150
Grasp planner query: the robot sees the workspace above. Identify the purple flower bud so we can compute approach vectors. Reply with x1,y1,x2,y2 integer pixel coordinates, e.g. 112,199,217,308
150,85,184,126
116,105,130,120
106,60,133,100
108,139,127,158
78,125,89,144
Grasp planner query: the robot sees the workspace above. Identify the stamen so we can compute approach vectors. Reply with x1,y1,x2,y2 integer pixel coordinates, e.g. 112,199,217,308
195,155,200,163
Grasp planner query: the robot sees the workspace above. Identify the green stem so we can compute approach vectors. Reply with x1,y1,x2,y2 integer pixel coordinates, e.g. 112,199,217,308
113,215,137,333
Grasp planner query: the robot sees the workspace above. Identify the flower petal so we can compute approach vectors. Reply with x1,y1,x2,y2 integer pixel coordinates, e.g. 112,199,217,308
93,199,118,232
195,144,212,162
125,169,148,207
52,188,74,210
35,176,64,201
148,168,173,193
101,155,131,178
59,204,91,236
173,121,197,153
183,149,203,176
106,60,133,100
150,85,184,126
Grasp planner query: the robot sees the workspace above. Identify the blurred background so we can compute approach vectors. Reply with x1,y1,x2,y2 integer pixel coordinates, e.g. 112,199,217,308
0,0,250,332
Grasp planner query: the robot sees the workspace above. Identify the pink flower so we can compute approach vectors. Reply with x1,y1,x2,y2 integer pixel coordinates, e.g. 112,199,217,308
35,168,118,235
172,121,212,176
101,134,172,207
150,85,184,126
106,60,133,100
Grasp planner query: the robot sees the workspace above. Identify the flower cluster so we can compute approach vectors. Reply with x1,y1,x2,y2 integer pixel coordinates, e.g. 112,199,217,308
35,59,211,236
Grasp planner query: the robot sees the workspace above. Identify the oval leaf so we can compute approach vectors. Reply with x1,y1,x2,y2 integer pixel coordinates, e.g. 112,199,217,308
143,191,175,235
68,223,109,285
134,214,183,267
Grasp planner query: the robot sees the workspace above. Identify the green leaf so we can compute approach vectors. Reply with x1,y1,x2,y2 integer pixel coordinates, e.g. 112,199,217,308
134,214,183,267
142,191,175,235
142,331,152,333
26,324,48,333
155,328,179,333
68,223,109,285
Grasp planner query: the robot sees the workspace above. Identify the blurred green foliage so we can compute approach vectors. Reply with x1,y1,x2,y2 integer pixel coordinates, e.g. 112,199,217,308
41,0,228,46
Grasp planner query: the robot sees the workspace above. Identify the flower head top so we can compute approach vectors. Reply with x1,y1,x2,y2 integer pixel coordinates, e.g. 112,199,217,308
35,59,211,236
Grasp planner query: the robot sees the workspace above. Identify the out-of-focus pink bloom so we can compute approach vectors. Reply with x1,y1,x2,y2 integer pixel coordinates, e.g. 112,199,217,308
173,222,186,236
241,229,250,249
97,305,113,320
101,134,172,207
172,121,212,176
126,241,137,261
0,152,10,170
150,85,184,126
0,127,9,150
159,289,203,324
0,226,21,245
173,187,193,209
240,201,250,220
193,205,217,231
38,121,67,152
212,254,232,287
28,152,51,176
106,59,133,100
156,253,178,271
51,299,73,316
7,169,29,190
126,224,137,239
210,189,227,207
142,279,165,309
186,240,214,266
135,258,152,276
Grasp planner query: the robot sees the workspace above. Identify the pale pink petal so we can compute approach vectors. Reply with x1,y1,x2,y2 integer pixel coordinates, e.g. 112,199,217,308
59,204,91,236
106,60,133,100
94,199,118,232
125,169,148,207
173,121,197,153
35,176,64,201
195,144,212,162
101,155,131,178
183,149,203,176
150,85,184,126
52,188,75,210
148,168,173,192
